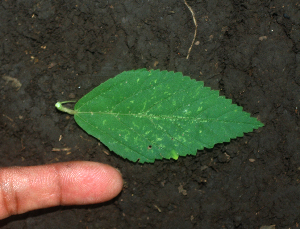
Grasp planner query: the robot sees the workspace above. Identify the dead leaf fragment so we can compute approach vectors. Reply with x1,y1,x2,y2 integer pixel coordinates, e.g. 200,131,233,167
260,225,275,229
48,62,57,68
2,75,22,90
259,36,267,41
178,184,187,196
153,60,159,67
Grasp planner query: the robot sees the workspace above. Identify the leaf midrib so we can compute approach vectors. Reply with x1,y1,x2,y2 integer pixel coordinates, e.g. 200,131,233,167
75,111,252,124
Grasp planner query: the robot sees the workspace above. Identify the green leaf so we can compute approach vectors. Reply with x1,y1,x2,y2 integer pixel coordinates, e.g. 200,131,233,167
56,69,263,163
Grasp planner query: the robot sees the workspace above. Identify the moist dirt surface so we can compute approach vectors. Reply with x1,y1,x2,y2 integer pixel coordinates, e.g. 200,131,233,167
1,0,300,228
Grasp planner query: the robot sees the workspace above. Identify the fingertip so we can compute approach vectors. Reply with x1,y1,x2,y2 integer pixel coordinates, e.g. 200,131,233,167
96,162,124,202
58,161,123,204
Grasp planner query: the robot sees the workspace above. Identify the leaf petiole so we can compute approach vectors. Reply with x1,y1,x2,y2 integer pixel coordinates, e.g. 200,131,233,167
55,101,78,115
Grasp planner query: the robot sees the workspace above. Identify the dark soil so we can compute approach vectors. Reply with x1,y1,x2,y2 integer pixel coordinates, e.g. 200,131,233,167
1,0,299,228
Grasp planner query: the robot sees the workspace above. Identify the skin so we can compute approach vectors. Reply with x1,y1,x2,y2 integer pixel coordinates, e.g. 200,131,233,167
0,161,123,220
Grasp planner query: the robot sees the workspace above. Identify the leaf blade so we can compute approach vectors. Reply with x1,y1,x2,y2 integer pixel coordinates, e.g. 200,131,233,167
73,69,263,163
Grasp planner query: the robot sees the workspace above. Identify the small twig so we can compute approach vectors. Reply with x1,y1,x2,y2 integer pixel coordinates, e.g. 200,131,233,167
52,148,71,152
184,0,198,59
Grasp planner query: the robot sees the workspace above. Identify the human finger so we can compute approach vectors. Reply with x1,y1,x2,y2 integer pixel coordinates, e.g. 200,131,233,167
0,161,123,220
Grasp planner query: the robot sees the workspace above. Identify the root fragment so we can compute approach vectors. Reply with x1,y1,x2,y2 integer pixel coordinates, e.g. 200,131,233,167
184,0,198,59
